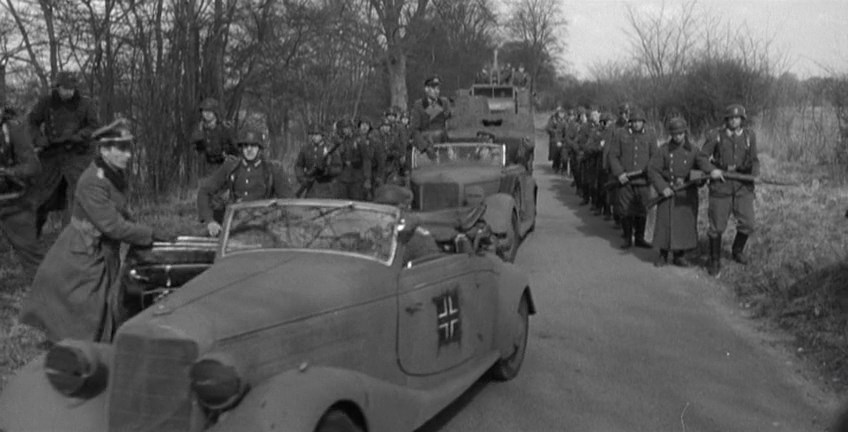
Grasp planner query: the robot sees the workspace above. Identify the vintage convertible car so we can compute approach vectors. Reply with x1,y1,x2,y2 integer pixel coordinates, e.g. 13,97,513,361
410,142,537,262
0,199,535,432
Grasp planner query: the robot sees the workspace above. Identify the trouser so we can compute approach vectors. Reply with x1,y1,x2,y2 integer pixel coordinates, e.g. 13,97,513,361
338,180,367,201
0,204,44,280
708,193,755,237
617,183,651,218
33,146,92,236
306,180,339,199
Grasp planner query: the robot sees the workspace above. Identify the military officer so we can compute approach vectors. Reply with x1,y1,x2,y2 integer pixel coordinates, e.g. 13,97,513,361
0,106,43,279
608,107,657,249
198,127,290,236
190,97,238,171
28,71,100,237
647,118,722,267
294,123,342,199
545,106,568,173
21,120,170,342
335,118,372,201
701,104,759,276
410,75,451,160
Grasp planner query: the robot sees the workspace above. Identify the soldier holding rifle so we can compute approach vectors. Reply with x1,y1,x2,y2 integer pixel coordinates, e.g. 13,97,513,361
647,118,722,267
701,104,760,276
0,106,43,279
294,123,342,199
608,107,657,249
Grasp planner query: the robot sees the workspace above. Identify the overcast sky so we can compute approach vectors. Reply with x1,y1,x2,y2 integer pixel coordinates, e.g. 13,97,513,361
560,0,848,79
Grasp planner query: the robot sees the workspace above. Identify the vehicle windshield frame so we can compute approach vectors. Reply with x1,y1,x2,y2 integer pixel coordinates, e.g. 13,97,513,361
411,142,506,170
220,199,401,266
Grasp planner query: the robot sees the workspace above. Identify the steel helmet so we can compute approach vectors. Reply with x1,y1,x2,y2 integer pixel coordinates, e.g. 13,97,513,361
667,117,688,134
236,127,266,147
724,104,747,119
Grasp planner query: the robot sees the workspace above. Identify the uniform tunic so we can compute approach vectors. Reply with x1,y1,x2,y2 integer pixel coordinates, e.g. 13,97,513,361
0,120,43,276
409,96,451,154
336,134,372,200
609,126,658,216
545,114,567,162
647,140,715,250
294,139,342,198
197,157,290,223
190,120,238,170
21,161,153,342
701,127,760,236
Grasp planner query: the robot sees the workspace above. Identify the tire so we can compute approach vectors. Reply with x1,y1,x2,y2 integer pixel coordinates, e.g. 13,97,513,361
315,409,363,432
497,211,521,263
490,293,530,381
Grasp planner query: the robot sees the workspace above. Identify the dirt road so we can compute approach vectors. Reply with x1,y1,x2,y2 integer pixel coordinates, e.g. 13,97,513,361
419,126,837,432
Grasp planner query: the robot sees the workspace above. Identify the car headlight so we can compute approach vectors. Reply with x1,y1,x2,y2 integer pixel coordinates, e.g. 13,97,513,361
44,340,108,398
190,353,246,411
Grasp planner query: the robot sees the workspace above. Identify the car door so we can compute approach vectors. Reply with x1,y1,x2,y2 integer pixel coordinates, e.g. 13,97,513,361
396,253,495,376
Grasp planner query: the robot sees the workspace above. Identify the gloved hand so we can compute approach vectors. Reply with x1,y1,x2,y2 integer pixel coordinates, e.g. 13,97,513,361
207,221,223,237
662,187,674,198
152,229,177,243
556,141,562,147
710,169,725,182
618,173,630,184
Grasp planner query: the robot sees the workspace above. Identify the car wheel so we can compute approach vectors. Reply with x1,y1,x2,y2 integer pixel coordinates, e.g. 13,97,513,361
315,409,363,432
490,293,530,381
497,210,520,263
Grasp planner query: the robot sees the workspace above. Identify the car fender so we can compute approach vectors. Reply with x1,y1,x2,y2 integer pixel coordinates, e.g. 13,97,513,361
0,354,109,432
482,193,517,235
494,262,536,356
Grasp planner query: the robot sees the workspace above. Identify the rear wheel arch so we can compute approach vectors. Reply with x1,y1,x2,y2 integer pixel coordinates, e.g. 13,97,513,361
316,401,368,432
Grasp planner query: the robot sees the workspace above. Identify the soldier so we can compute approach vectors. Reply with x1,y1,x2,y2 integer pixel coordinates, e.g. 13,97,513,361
372,184,440,264
21,120,171,342
577,107,601,206
545,106,568,173
335,118,372,201
475,67,490,84
198,127,291,236
190,97,238,172
28,71,99,237
609,107,657,249
513,64,530,88
567,107,588,189
410,75,451,160
295,123,342,199
377,119,407,186
647,118,722,267
701,104,759,276
0,106,43,279
358,118,385,194
615,102,631,129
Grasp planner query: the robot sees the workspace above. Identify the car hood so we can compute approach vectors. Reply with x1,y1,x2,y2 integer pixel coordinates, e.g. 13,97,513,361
411,165,502,185
124,251,396,341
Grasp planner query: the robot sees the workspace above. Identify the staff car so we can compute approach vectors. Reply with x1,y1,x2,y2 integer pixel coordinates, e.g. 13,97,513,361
0,199,535,432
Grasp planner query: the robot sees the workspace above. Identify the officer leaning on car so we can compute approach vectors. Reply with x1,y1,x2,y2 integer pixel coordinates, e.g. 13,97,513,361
197,126,291,236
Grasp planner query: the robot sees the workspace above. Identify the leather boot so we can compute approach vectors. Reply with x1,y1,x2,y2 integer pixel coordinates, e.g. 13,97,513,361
708,236,722,276
620,218,633,249
634,217,652,248
672,250,691,267
654,249,668,267
732,233,749,265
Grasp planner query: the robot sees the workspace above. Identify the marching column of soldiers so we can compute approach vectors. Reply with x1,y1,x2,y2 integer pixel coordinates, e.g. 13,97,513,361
545,102,754,275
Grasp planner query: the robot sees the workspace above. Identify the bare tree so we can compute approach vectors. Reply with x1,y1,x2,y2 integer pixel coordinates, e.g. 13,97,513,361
504,0,566,92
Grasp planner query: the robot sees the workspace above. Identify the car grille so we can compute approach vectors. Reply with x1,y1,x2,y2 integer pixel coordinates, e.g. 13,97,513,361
418,183,459,211
108,332,199,432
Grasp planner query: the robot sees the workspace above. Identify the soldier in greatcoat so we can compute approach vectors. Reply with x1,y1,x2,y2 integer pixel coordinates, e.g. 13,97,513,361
647,118,722,267
409,75,451,160
28,71,100,237
608,107,658,249
0,106,43,279
701,104,759,276
545,106,568,173
21,120,171,342
294,124,342,199
197,127,291,236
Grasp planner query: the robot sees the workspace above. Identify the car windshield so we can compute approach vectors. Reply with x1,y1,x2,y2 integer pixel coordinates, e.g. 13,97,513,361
222,200,399,264
413,143,505,169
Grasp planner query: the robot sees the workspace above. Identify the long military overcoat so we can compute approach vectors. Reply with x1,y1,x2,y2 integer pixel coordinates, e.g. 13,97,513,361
21,161,153,342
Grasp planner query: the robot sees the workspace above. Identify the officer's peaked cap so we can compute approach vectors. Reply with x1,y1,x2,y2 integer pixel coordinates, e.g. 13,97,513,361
92,119,134,146
424,75,441,87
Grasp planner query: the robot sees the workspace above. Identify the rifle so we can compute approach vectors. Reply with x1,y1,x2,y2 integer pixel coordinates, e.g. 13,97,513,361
0,172,26,204
603,170,645,190
722,171,799,186
645,176,709,209
295,140,343,198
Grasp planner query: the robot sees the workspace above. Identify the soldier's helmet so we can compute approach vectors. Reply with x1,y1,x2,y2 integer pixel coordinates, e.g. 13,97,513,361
307,123,323,136
385,106,400,117
629,108,647,122
92,119,134,148
54,71,80,89
236,127,266,148
618,102,632,114
379,119,392,130
667,117,688,134
358,118,372,129
724,104,747,120
199,97,220,113
336,118,354,130
556,105,566,112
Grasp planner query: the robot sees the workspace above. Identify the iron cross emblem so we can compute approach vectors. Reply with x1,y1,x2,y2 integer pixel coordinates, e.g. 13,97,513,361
434,290,461,346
